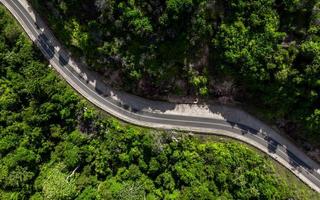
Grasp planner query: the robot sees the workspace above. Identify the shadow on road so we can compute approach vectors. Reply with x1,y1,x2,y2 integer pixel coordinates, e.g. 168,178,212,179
263,136,279,154
36,33,54,59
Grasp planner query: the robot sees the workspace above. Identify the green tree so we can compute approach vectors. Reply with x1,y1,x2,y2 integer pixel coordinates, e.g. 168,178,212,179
42,164,78,200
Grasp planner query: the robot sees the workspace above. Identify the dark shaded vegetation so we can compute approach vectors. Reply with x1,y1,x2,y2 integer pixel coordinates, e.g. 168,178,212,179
0,5,319,199
28,0,320,146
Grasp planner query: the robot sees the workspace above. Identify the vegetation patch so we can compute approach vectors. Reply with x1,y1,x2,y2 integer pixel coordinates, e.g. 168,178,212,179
29,0,320,148
0,3,319,200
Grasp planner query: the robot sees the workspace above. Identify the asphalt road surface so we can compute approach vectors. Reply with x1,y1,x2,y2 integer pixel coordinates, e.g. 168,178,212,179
2,0,320,192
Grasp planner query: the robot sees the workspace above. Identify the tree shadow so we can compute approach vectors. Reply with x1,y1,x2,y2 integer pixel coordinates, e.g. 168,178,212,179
260,136,278,154
36,33,55,59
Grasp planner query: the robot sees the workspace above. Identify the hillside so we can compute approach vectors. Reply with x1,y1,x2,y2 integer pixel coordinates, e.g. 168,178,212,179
29,0,320,149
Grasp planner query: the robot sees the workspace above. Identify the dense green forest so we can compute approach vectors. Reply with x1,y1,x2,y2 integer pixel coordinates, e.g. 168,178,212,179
29,0,320,145
0,4,319,199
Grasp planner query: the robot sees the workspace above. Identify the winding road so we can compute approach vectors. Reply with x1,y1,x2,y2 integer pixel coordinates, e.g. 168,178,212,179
2,0,320,192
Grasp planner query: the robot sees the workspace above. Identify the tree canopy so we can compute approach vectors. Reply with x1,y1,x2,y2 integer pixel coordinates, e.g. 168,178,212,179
29,0,320,145
0,4,318,199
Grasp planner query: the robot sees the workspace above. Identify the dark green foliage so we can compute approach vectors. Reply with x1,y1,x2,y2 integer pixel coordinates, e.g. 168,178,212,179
0,3,319,200
216,0,320,141
30,0,216,96
29,0,320,143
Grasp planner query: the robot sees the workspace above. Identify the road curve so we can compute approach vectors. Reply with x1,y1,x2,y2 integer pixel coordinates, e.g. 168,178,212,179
2,0,320,192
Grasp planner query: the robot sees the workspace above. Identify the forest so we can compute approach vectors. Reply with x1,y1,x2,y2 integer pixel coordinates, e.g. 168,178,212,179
0,4,319,199
28,0,320,148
